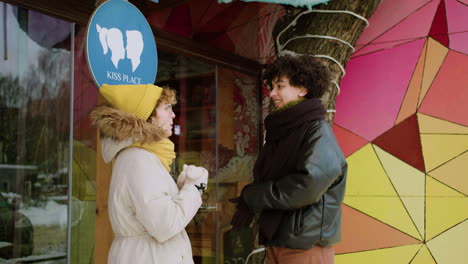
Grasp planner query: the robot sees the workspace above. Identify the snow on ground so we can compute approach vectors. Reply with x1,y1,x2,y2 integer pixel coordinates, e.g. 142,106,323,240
19,200,68,227
18,197,84,227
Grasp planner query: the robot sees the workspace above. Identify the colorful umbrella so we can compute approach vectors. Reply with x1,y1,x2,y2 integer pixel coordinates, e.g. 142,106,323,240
218,0,332,8
146,0,285,63
333,1,468,263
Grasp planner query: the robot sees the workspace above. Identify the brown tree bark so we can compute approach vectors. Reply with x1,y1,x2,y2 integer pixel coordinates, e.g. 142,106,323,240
273,0,381,123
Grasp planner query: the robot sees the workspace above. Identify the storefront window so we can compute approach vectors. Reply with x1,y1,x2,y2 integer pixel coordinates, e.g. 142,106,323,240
1,3,260,262
155,52,260,264
70,24,98,264
156,51,217,262
216,67,259,264
157,51,260,263
0,3,72,262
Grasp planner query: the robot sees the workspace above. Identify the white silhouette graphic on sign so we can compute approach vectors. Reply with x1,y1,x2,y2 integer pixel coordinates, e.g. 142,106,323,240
96,24,125,69
96,24,144,72
126,30,144,72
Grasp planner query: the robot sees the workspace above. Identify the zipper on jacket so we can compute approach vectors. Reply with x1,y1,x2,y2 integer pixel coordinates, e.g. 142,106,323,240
294,208,304,234
319,196,325,240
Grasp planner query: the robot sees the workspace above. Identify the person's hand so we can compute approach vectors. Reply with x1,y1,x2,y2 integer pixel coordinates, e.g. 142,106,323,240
176,164,188,189
183,165,208,193
230,197,254,230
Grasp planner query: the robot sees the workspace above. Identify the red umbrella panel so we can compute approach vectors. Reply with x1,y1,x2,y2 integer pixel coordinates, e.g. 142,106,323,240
146,0,285,63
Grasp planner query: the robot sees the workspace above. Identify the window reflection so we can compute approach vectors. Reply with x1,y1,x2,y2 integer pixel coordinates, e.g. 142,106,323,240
71,24,98,264
156,51,260,263
157,51,218,262
0,3,71,262
156,51,216,175
217,68,259,264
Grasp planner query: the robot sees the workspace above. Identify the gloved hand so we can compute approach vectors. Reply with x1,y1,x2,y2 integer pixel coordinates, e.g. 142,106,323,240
230,197,254,230
183,164,208,193
176,165,188,189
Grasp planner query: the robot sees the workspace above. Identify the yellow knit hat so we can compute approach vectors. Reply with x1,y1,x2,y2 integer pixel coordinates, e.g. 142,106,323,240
100,84,163,120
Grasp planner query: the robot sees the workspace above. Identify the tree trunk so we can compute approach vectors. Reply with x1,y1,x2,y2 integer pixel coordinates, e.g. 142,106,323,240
273,0,381,123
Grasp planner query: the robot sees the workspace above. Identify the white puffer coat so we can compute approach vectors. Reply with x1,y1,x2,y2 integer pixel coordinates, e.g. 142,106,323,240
91,106,202,264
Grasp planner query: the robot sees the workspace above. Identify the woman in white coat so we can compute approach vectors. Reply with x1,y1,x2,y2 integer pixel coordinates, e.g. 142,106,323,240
90,84,208,264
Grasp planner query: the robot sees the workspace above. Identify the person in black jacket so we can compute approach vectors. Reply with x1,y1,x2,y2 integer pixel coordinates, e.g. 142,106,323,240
231,55,347,264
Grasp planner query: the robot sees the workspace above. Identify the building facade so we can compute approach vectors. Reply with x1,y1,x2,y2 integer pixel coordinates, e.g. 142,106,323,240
1,0,467,264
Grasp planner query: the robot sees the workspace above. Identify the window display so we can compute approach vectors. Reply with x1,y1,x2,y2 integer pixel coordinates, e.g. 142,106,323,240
0,3,72,262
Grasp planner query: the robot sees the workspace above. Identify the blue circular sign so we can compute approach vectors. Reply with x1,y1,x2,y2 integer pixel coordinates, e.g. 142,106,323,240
86,0,157,87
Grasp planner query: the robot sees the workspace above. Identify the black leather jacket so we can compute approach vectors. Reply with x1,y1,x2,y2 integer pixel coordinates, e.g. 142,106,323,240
242,119,347,249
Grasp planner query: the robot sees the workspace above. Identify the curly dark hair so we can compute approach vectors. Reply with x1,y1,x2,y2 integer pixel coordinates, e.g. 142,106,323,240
262,55,331,99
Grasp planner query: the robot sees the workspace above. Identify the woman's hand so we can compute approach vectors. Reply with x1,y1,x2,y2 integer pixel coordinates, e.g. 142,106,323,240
176,164,188,189
180,164,208,193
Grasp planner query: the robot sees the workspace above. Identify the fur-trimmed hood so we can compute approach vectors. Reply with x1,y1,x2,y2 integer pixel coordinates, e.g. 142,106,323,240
89,106,167,162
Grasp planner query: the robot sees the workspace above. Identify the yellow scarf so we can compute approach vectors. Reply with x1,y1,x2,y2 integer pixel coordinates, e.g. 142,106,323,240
129,138,176,172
